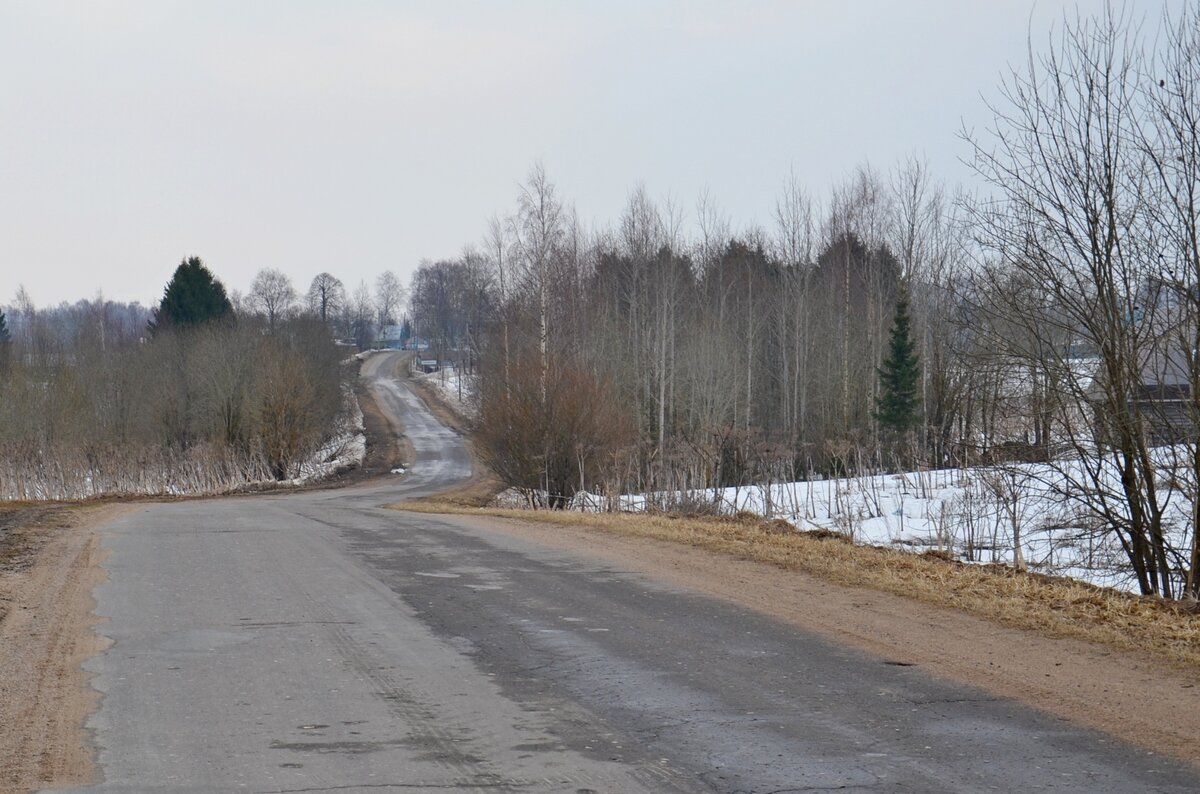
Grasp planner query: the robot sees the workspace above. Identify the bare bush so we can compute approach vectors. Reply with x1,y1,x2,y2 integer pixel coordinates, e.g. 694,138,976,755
0,310,351,499
475,353,635,509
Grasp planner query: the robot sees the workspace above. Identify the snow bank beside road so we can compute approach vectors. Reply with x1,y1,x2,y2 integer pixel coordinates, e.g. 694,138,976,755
290,388,367,484
528,458,1189,595
414,365,476,420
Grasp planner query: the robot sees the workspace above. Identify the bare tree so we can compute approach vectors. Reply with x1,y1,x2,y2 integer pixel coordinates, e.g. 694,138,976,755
825,166,894,437
888,156,969,460
773,168,817,437
511,162,566,401
1139,2,1200,597
695,186,730,268
375,271,404,328
349,280,375,350
486,215,514,394
249,268,297,333
964,5,1180,596
307,272,345,325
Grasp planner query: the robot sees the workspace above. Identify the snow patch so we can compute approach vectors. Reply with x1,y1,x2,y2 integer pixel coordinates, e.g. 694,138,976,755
524,455,1196,595
288,387,367,485
414,364,476,419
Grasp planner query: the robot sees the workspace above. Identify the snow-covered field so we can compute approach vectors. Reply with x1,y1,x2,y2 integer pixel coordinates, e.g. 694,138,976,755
561,457,1196,595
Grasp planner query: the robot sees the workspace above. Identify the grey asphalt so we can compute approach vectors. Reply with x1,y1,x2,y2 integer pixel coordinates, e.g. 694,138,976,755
49,352,1195,793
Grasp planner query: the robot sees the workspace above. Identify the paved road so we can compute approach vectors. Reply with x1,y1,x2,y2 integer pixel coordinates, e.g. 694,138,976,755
52,352,1195,793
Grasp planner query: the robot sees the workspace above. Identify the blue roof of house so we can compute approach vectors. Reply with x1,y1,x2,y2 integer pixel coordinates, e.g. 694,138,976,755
378,325,406,340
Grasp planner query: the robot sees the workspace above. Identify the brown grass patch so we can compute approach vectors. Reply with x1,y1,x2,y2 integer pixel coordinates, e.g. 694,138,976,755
0,504,75,565
394,501,1200,673
419,475,504,509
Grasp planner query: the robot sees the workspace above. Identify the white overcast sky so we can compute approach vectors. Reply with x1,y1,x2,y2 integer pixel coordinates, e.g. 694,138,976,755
0,0,1170,307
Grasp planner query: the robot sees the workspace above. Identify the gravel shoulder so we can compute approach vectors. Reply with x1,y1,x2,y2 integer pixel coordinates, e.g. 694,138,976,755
0,504,131,794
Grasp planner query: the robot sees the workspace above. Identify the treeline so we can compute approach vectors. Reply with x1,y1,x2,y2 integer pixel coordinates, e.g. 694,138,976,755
0,260,357,500
414,5,1200,599
246,268,407,349
416,161,965,498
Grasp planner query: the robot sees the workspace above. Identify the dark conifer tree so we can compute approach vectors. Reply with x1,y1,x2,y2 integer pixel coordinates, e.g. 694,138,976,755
876,291,921,432
149,257,233,335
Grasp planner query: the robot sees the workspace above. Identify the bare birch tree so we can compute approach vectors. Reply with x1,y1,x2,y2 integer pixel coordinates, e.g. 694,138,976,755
511,163,566,402
375,271,405,329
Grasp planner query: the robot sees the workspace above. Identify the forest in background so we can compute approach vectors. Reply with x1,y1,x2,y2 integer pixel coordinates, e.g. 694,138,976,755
412,161,975,494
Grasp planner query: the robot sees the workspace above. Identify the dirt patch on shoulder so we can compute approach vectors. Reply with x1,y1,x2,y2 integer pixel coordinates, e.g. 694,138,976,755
0,503,130,793
413,508,1200,765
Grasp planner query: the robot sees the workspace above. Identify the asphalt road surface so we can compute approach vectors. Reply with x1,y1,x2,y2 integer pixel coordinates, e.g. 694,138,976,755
50,352,1195,793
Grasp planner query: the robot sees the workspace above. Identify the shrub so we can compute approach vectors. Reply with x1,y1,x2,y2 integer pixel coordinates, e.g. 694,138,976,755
475,353,634,508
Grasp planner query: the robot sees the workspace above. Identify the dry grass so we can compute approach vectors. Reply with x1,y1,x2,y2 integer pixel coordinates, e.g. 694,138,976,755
395,500,1200,672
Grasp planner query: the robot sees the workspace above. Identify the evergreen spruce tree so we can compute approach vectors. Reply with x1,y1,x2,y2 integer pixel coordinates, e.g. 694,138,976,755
876,292,921,432
149,257,234,335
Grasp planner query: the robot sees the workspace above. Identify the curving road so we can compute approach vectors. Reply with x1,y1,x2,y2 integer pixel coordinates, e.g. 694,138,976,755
49,352,1195,793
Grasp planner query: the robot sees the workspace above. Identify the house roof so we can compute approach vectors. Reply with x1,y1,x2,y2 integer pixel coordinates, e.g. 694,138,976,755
377,325,405,340
1141,345,1191,389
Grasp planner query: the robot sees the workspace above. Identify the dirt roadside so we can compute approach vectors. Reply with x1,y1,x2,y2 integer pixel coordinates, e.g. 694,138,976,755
0,504,132,794
420,509,1200,766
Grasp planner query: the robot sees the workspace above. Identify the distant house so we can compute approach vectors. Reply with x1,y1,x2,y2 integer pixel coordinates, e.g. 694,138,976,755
1086,348,1195,445
376,325,406,350
405,337,431,351
1089,279,1197,445
1132,347,1193,444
